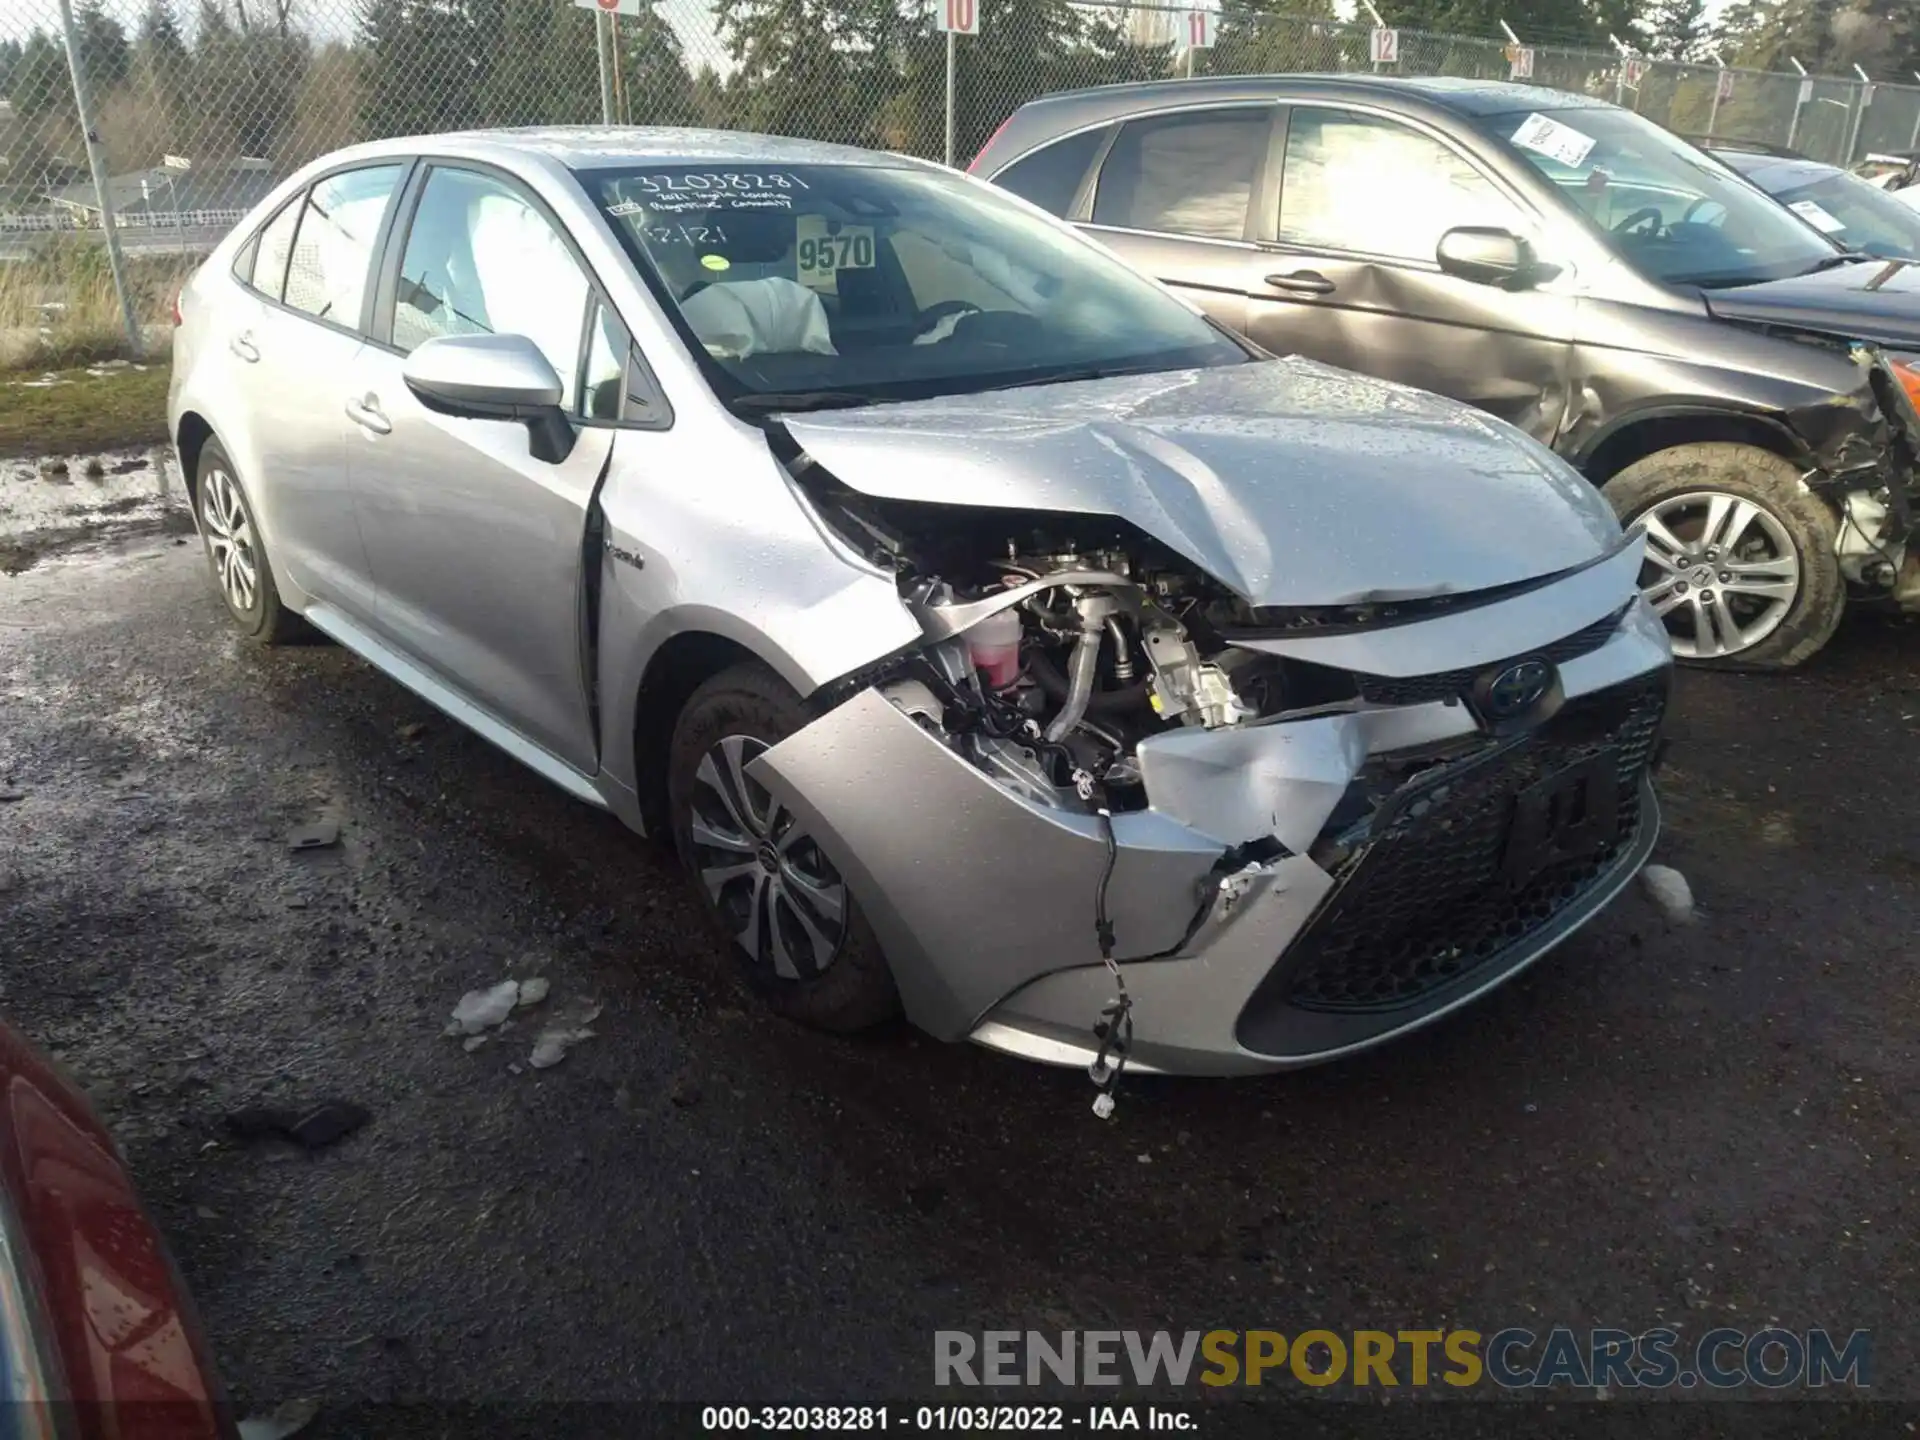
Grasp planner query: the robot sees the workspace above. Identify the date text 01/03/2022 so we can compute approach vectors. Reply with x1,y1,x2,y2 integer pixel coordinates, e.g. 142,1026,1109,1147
699,1406,1197,1431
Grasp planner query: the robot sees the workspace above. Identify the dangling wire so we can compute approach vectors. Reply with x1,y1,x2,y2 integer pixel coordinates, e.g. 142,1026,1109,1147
1087,806,1133,1119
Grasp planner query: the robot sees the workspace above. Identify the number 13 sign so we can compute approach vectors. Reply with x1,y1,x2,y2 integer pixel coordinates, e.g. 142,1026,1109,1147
936,0,978,35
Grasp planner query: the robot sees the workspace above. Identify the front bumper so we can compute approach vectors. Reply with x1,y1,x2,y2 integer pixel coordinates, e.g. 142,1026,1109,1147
749,561,1671,1077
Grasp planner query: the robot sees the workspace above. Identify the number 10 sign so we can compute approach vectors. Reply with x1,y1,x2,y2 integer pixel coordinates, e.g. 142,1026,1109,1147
935,0,978,35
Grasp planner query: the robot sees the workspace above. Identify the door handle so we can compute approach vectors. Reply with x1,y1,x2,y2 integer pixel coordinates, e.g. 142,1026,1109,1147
345,393,391,436
1265,270,1336,296
229,331,259,363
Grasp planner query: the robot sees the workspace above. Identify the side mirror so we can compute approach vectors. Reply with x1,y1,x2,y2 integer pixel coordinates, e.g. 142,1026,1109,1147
1436,226,1558,289
401,333,576,464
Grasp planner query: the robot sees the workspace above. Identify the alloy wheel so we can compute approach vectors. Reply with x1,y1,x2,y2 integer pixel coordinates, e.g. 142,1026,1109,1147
688,734,848,980
1632,490,1800,660
200,467,260,616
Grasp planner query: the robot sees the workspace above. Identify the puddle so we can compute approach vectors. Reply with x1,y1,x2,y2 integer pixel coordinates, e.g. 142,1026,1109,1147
1,447,188,574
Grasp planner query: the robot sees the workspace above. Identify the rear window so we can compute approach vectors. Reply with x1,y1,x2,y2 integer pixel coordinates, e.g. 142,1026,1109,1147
992,127,1111,217
248,196,302,301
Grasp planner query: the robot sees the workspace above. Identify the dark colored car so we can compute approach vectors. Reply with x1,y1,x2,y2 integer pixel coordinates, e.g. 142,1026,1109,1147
972,75,1920,669
0,1019,231,1438
1714,147,1920,260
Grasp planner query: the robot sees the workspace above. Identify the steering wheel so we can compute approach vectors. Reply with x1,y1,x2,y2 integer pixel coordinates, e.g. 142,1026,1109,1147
1680,196,1724,225
912,299,983,340
1612,206,1666,237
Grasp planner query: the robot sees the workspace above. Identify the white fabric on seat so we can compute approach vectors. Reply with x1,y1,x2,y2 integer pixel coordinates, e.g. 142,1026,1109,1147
682,277,837,359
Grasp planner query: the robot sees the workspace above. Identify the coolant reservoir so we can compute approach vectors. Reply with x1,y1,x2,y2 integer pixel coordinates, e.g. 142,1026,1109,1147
965,610,1023,689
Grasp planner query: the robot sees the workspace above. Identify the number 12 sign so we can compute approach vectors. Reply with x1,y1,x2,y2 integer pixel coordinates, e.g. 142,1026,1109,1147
936,0,978,35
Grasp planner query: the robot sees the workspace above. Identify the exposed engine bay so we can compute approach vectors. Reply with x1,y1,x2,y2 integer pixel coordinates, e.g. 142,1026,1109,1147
807,482,1347,816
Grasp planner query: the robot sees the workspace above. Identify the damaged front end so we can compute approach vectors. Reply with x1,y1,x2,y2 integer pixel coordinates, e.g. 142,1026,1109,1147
745,442,1671,1077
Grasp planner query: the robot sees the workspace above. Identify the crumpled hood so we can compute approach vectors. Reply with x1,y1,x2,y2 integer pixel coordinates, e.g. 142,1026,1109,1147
1704,257,1920,348
782,359,1621,606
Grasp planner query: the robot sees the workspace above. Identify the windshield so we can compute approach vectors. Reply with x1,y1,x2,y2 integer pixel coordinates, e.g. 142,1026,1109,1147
1471,106,1841,287
1744,165,1920,260
584,162,1246,407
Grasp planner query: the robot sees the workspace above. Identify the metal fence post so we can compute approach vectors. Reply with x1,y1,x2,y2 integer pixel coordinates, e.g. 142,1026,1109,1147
596,10,615,126
1910,74,1920,149
1787,57,1808,151
55,0,141,358
1845,66,1872,165
944,30,956,167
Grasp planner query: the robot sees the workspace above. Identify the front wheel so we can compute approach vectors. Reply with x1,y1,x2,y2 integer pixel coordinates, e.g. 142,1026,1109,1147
666,662,899,1033
1603,442,1844,670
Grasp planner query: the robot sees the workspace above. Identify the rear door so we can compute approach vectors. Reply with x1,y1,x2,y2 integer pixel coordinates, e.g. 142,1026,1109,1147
1077,105,1283,335
1251,104,1576,442
343,162,615,772
226,163,405,617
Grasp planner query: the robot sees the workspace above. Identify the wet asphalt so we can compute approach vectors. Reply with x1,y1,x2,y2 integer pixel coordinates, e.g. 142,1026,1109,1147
0,470,1916,1422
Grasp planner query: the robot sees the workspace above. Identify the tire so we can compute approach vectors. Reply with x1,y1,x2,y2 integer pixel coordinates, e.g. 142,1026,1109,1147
194,439,303,644
667,662,899,1033
1602,442,1844,670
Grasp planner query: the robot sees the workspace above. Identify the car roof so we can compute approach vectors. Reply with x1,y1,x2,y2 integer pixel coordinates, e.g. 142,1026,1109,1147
1022,73,1619,118
334,125,928,174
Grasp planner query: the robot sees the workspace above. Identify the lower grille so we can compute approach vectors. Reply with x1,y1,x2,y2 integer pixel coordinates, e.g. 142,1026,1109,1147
1277,676,1666,1013
1354,606,1627,707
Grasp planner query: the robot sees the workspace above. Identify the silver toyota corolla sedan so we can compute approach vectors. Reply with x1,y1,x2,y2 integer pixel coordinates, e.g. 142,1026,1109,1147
169,127,1670,1079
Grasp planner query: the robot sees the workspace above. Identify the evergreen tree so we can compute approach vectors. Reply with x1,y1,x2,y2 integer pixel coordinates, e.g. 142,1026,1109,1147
1643,0,1708,55
617,2,699,127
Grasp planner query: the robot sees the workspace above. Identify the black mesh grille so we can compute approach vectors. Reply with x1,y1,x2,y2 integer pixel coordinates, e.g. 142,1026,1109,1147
1278,676,1666,1013
1353,606,1627,708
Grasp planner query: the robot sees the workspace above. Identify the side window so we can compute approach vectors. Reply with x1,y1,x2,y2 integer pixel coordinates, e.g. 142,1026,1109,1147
994,126,1112,217
391,166,592,410
581,302,625,421
284,164,404,327
1279,107,1526,263
249,195,303,301
1091,108,1271,242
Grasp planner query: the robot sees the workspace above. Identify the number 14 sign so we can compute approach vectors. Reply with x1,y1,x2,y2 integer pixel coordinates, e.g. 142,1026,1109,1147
935,0,978,35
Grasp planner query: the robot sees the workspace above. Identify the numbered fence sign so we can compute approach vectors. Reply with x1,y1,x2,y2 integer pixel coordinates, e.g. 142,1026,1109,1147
1715,68,1735,102
1623,57,1648,89
1370,27,1400,64
936,0,979,35
1181,10,1216,50
1797,77,1814,104
1507,44,1534,79
572,0,645,14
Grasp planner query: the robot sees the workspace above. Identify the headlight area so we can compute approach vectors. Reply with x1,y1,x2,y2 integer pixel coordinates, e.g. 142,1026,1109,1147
753,494,1671,1084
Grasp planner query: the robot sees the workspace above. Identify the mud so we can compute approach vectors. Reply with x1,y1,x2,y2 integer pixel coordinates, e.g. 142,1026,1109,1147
0,445,189,573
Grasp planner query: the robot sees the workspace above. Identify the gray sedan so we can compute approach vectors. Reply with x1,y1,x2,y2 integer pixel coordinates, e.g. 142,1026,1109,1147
169,127,1670,1079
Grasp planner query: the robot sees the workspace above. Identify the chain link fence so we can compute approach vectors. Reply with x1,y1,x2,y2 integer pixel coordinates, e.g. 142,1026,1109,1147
4,0,1917,365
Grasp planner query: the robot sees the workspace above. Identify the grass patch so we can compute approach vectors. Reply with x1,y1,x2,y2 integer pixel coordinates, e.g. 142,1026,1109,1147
0,242,193,370
0,363,172,458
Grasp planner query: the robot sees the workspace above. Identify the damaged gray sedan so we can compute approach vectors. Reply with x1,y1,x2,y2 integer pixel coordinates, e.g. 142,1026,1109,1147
169,127,1671,1077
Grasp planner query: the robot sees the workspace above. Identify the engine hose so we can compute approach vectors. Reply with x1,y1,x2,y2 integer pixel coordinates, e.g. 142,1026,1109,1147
1027,645,1153,716
1045,627,1104,743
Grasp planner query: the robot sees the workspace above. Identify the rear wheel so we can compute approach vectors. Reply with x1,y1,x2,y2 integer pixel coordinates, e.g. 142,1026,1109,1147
667,663,899,1032
1603,442,1844,670
195,439,303,644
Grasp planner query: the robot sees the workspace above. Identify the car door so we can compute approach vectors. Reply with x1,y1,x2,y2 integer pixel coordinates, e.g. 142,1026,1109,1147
343,162,615,774
225,163,405,617
1251,104,1577,444
1078,105,1282,336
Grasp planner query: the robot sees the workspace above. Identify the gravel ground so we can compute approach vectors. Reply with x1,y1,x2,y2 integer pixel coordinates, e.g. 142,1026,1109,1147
0,476,1916,1427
